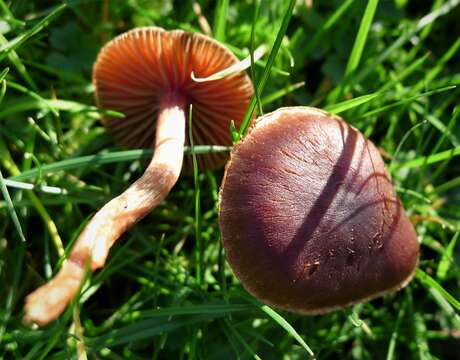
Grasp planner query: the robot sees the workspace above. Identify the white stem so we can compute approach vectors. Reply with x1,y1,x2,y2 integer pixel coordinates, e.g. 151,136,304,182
24,97,186,326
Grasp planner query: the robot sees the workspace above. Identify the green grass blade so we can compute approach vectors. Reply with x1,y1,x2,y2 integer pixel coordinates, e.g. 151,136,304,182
431,105,460,154
398,146,460,169
424,114,459,147
427,287,460,329
135,304,253,318
7,80,59,116
386,297,406,360
416,269,460,311
48,99,124,118
27,191,64,256
0,33,37,90
87,314,227,350
344,0,379,77
358,85,456,118
407,0,444,59
300,0,354,57
395,186,431,204
10,146,231,182
189,105,203,286
0,4,66,61
223,319,262,360
390,120,427,173
413,312,431,359
0,67,9,82
352,0,460,84
251,0,263,115
0,77,5,104
0,169,26,242
27,117,52,143
259,304,315,358
0,67,8,104
241,294,315,358
262,81,305,105
0,0,25,27
436,232,459,280
0,97,124,119
378,53,430,93
433,176,460,194
0,134,63,257
0,243,25,343
325,92,379,114
213,0,229,42
413,36,460,93
238,0,297,138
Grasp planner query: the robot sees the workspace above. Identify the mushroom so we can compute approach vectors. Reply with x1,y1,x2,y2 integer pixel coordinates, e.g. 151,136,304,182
24,27,254,326
219,107,419,314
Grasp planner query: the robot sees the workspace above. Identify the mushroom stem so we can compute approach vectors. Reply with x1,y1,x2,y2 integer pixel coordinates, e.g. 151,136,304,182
24,95,187,326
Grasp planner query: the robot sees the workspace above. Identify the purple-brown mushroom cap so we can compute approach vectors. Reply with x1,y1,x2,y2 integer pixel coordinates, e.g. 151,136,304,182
219,107,419,314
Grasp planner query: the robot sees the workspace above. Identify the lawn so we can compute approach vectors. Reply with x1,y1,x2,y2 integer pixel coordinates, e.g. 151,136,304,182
1,0,460,359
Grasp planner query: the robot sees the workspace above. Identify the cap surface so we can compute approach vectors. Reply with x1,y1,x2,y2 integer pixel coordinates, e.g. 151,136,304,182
93,27,253,170
219,107,419,314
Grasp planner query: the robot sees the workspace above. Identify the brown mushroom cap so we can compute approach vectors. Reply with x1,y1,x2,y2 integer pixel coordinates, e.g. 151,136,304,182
219,107,419,314
93,27,253,171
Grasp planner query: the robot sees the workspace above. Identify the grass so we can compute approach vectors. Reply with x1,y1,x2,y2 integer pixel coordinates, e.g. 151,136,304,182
0,0,459,359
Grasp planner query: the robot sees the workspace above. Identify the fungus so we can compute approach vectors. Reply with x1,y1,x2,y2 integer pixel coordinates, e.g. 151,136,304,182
219,107,419,314
24,27,253,326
